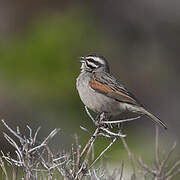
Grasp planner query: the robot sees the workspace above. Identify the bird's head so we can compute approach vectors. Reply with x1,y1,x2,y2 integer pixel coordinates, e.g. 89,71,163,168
79,53,110,73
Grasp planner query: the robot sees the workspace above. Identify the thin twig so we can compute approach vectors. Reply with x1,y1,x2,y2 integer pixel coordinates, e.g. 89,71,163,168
159,142,177,174
89,137,117,169
91,143,95,162
0,158,9,180
81,128,99,165
101,116,141,124
85,106,96,124
3,133,23,160
71,144,75,176
137,157,156,175
80,131,96,158
155,125,161,168
119,161,124,180
33,127,41,145
100,127,126,138
80,126,91,135
165,159,180,178
1,119,25,143
74,134,80,172
120,136,136,177
76,127,100,179
166,168,180,180
12,166,18,180
41,128,60,145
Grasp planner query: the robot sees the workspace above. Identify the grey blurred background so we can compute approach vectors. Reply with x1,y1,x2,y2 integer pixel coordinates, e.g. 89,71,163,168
0,0,179,178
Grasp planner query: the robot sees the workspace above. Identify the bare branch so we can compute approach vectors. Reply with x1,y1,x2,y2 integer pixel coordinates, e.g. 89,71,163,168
80,126,91,135
0,157,9,180
100,127,126,138
119,161,124,180
41,128,60,145
165,159,180,178
159,142,177,174
137,157,156,175
155,125,161,168
85,106,96,124
1,119,25,143
120,136,136,177
89,137,117,169
101,115,141,124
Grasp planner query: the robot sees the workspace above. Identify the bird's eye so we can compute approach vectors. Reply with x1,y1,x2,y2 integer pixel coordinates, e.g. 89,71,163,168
86,58,101,66
87,64,96,70
85,61,97,69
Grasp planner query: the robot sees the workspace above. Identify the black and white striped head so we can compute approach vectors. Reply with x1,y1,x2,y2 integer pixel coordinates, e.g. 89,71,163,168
80,53,110,73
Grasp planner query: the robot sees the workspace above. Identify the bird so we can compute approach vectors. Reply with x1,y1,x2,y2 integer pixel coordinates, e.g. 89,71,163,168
76,53,167,129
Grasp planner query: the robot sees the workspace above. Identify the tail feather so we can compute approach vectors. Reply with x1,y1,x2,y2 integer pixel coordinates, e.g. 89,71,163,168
141,108,167,129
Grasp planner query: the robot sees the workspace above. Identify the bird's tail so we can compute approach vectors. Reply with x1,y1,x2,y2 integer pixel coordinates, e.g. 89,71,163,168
140,108,167,129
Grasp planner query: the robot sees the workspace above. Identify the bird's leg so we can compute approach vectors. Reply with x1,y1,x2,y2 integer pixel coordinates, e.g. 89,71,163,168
94,113,102,126
97,112,112,129
98,115,127,138
95,113,101,121
102,115,114,129
94,112,107,127
108,116,113,129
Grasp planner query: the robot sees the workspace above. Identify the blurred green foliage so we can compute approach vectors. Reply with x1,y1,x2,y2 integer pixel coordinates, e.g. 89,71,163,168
0,9,110,105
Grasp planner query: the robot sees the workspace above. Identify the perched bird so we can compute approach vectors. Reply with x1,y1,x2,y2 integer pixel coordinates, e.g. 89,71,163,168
76,53,167,129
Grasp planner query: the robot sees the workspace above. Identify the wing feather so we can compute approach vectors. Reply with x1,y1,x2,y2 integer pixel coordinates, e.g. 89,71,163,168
89,72,142,106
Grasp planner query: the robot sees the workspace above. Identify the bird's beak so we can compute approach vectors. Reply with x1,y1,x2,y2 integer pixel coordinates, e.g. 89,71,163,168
79,56,85,63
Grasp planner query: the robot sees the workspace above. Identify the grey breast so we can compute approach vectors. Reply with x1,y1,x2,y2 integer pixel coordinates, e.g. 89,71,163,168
76,72,124,116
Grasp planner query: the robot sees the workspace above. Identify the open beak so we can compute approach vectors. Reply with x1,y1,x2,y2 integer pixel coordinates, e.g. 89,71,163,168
79,56,85,63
